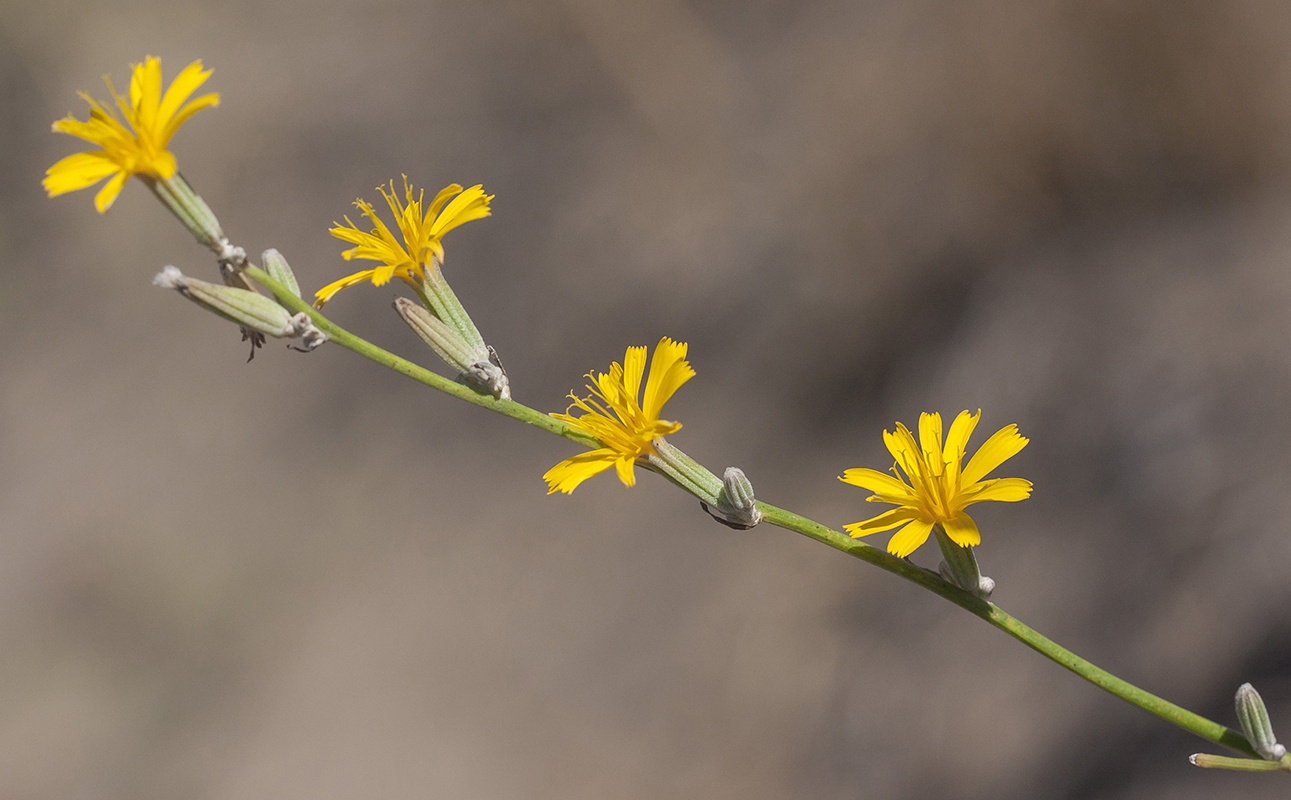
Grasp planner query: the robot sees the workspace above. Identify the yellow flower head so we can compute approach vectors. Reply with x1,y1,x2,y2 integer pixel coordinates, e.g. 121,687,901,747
839,410,1032,557
545,338,695,494
314,178,493,308
44,56,219,213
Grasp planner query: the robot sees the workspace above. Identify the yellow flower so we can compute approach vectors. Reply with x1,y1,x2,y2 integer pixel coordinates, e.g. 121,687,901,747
839,410,1032,557
44,56,219,213
545,338,695,494
314,178,493,308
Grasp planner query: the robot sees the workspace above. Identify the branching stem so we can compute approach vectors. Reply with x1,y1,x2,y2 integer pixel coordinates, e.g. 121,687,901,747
246,264,1260,760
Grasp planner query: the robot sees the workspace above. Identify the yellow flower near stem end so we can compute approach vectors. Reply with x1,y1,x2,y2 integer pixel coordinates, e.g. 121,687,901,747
544,338,695,494
314,178,493,308
45,56,219,213
840,410,1032,558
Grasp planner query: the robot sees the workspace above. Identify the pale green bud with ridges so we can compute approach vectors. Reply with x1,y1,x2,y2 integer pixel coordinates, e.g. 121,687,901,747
700,467,763,529
1237,683,1286,761
394,298,509,399
153,266,327,350
261,248,301,301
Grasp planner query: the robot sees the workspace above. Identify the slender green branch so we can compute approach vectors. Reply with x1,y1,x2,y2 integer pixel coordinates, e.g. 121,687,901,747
753,506,1255,755
244,266,598,449
244,264,1258,760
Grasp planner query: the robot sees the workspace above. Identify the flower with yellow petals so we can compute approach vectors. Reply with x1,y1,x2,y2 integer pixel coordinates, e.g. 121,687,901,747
45,56,219,213
545,338,695,494
839,410,1032,558
314,178,493,308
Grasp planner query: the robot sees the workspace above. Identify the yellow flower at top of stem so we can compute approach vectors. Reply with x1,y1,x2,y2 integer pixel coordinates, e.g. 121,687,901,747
314,178,493,308
545,338,695,494
840,410,1032,558
44,56,219,213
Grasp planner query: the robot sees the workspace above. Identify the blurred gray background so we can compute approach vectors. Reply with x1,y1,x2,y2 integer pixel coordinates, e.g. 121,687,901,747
4,0,1291,797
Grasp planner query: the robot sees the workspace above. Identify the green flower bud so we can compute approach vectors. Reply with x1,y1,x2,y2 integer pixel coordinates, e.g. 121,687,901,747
701,467,763,529
154,266,326,351
394,297,509,399
1237,683,1285,761
261,248,301,301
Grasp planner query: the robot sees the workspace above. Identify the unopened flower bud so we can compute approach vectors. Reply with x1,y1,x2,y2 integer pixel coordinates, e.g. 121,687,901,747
261,248,301,300
395,298,508,399
1237,683,1285,761
154,266,328,350
701,467,763,529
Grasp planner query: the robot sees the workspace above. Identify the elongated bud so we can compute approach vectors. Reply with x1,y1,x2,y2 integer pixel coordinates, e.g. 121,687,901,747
701,467,763,529
394,298,509,399
1237,683,1285,760
154,266,327,350
261,248,301,300
144,173,225,251
933,525,994,599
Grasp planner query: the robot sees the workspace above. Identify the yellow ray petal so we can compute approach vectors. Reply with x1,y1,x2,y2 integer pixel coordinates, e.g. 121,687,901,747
93,170,130,213
886,518,935,557
642,337,694,421
163,93,219,144
943,409,979,490
149,149,177,180
43,151,121,196
156,60,212,130
426,183,462,218
130,57,163,132
959,477,1033,505
843,506,922,537
614,454,638,487
431,185,492,237
919,411,944,468
942,513,981,547
621,345,647,413
543,449,619,494
313,269,379,307
838,468,914,498
961,424,1029,487
944,409,980,460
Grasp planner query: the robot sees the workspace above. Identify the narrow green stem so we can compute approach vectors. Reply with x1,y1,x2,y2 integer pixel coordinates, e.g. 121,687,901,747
243,266,597,449
243,263,1258,760
754,503,1257,757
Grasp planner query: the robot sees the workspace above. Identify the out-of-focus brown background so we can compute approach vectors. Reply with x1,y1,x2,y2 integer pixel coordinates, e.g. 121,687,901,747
4,1,1291,797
